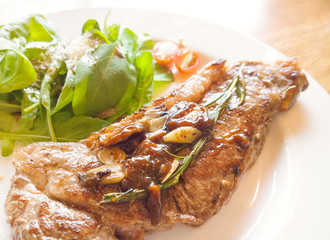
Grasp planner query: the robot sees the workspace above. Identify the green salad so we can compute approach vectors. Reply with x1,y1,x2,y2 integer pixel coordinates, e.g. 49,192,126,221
0,13,172,156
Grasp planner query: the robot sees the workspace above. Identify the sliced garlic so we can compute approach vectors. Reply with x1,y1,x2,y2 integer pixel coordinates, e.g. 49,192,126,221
221,179,234,189
98,147,126,165
149,116,166,133
163,126,202,143
101,171,125,184
137,116,150,129
83,163,125,185
84,164,113,179
161,158,180,183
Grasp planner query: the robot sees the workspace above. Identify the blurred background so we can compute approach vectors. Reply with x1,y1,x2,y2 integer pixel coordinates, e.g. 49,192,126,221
0,0,329,93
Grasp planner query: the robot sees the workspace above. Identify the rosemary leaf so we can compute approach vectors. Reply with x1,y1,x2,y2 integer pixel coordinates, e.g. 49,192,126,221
236,63,246,105
101,189,146,204
162,147,186,159
160,135,208,190
204,63,246,108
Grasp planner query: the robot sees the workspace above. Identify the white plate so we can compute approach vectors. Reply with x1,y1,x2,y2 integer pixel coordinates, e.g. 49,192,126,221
1,8,330,240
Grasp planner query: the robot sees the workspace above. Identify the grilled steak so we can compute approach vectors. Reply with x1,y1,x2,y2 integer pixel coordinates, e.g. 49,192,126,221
5,59,308,239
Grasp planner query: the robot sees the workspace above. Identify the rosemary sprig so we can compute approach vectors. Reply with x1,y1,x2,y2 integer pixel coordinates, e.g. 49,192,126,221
160,135,208,190
204,63,246,108
236,63,246,105
161,147,186,159
100,64,246,204
101,189,146,204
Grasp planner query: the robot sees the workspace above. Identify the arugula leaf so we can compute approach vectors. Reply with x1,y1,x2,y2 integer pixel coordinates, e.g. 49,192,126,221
119,28,153,62
39,59,65,141
72,43,137,117
0,38,37,93
105,24,120,43
103,12,120,43
82,19,109,44
82,19,101,33
18,86,40,129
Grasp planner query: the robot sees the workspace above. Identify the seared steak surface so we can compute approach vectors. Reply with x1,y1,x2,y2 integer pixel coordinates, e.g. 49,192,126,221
5,59,308,239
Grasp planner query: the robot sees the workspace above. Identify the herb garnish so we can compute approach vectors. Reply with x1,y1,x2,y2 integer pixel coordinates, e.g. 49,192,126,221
0,13,156,156
100,64,246,204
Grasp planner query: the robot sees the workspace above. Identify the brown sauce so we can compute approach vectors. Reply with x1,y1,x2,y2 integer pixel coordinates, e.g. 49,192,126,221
147,185,162,226
165,101,213,132
91,101,213,225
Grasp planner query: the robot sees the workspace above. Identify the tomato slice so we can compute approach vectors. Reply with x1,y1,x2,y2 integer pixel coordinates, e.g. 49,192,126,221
175,48,200,73
152,41,179,65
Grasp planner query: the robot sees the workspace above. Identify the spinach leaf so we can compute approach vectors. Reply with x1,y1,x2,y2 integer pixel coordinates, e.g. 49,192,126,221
0,115,51,152
1,139,15,157
0,38,37,93
118,28,138,62
29,15,60,42
0,14,60,42
52,112,108,140
0,111,108,156
0,93,9,101
128,50,154,114
24,41,55,60
0,111,15,156
105,71,137,123
0,13,159,156
154,63,174,82
0,18,30,41
52,68,75,114
72,43,137,117
0,111,14,132
117,29,154,114
153,64,174,98
10,90,23,103
0,102,21,113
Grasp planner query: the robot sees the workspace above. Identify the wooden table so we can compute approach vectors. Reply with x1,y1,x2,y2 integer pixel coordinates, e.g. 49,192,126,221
251,0,330,94
0,0,329,93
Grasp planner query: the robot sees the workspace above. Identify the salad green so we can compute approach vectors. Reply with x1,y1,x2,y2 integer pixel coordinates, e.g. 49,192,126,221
0,13,173,156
